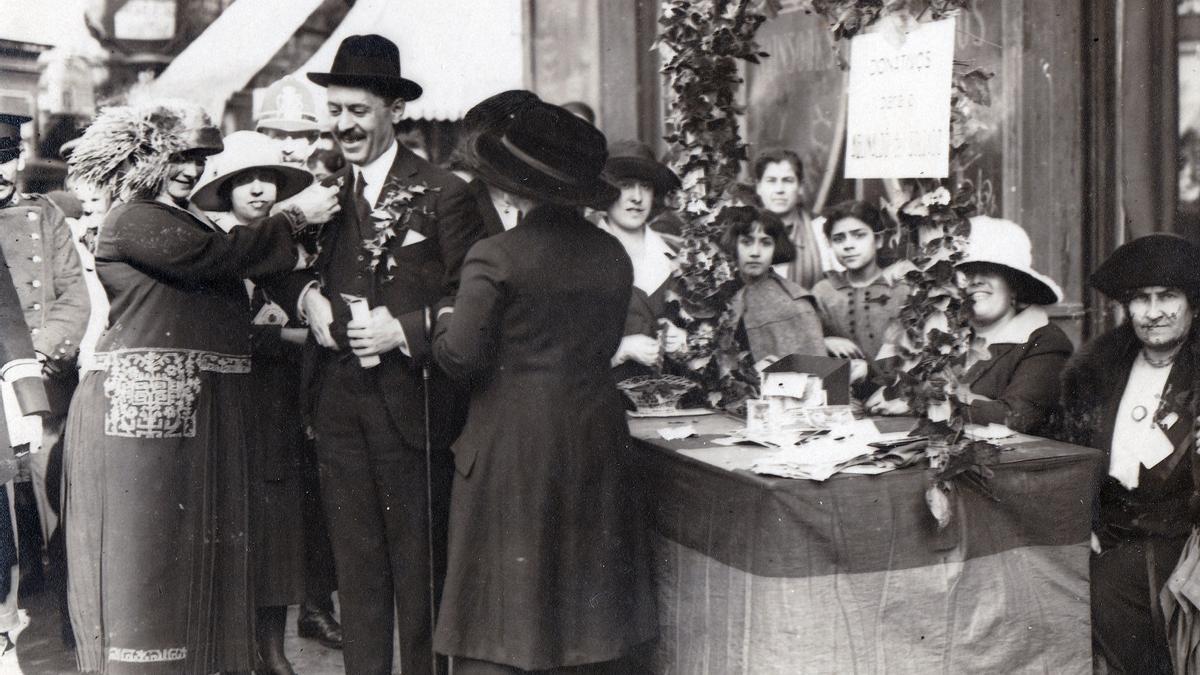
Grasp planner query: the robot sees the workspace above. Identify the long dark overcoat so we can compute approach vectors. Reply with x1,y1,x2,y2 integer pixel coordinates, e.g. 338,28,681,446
431,205,657,670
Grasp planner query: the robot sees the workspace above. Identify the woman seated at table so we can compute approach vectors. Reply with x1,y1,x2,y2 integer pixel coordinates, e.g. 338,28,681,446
867,216,1072,435
719,205,826,365
599,140,688,379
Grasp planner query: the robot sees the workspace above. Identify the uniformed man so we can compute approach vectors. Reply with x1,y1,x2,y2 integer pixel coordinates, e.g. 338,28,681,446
254,77,345,650
0,113,88,562
256,75,321,166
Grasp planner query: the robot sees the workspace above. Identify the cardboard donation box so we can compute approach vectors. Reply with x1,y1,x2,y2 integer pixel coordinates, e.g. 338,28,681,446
761,355,851,406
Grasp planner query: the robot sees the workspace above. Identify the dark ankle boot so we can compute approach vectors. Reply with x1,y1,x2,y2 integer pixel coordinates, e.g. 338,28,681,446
296,599,342,650
255,605,296,675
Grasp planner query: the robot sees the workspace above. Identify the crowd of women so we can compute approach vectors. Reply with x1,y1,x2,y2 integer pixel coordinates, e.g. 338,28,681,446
2,32,1192,675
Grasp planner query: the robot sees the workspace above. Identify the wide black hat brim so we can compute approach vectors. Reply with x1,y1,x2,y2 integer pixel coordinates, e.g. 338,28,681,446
1091,233,1200,298
306,73,423,101
473,132,618,207
604,156,681,195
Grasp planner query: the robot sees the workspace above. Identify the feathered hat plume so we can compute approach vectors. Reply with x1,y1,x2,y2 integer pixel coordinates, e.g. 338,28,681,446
69,100,213,202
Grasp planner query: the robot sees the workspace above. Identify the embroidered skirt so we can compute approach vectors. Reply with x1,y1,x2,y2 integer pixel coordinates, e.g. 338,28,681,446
65,353,255,674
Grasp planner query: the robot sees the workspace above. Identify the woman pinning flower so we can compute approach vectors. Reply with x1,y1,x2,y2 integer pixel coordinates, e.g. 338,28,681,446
64,101,338,674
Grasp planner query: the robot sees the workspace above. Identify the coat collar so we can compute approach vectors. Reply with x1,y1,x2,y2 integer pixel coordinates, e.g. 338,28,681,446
599,219,675,295
974,305,1050,347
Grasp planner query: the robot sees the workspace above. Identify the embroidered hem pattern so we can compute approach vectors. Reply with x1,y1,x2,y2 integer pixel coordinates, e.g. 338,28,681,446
108,646,187,663
95,349,251,439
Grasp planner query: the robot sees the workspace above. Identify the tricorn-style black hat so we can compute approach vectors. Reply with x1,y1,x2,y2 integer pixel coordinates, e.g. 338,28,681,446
472,101,617,207
1090,233,1200,299
306,34,422,101
603,140,681,197
0,113,31,163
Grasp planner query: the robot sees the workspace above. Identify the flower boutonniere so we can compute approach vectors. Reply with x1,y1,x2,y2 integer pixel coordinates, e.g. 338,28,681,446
365,176,440,282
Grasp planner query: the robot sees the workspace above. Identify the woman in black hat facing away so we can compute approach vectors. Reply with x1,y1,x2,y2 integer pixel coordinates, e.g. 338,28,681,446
432,102,656,674
599,140,688,380
1059,234,1200,674
64,101,338,674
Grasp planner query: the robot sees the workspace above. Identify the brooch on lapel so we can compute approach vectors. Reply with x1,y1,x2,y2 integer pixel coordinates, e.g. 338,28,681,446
365,176,440,282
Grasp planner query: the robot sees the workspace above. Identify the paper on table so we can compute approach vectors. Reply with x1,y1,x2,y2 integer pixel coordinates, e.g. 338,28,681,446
658,424,697,441
748,418,887,481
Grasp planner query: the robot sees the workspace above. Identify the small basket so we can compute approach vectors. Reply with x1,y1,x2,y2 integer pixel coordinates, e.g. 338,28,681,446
617,375,700,414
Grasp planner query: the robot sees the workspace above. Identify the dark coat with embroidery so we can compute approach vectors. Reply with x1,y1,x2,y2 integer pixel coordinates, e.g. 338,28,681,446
1059,323,1199,544
66,200,299,674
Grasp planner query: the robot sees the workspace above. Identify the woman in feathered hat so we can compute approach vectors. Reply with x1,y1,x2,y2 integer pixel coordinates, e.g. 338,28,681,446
64,101,338,674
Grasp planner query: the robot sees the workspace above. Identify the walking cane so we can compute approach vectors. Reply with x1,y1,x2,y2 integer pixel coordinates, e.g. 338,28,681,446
422,306,439,675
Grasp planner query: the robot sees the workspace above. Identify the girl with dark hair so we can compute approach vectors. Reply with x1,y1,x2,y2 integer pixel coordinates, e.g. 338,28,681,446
752,147,839,289
812,200,911,391
719,206,825,363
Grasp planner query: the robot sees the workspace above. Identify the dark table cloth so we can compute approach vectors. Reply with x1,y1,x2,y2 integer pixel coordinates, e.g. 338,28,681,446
631,414,1103,674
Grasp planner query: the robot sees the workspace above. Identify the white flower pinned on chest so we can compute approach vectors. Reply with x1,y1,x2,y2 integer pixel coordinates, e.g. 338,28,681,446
366,176,440,282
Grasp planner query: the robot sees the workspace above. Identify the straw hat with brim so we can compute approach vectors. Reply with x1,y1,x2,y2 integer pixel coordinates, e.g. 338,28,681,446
603,140,681,197
190,131,312,212
957,215,1063,306
1090,233,1200,300
306,34,422,102
472,102,618,207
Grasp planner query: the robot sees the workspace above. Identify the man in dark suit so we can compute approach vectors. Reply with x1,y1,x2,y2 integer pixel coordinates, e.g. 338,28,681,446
267,34,482,675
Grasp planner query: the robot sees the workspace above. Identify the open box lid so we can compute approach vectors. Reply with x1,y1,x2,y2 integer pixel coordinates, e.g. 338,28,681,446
762,354,851,405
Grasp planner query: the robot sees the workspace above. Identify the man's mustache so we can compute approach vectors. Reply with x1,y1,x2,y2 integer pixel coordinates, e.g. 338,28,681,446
336,128,367,143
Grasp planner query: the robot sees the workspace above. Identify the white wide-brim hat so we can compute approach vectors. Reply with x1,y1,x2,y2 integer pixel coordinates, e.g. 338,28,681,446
190,130,312,212
957,215,1063,306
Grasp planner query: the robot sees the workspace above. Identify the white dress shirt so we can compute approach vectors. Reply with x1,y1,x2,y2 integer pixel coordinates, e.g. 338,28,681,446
1109,353,1176,489
355,139,399,208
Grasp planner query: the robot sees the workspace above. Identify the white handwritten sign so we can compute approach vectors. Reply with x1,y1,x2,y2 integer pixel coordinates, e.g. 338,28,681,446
844,18,955,179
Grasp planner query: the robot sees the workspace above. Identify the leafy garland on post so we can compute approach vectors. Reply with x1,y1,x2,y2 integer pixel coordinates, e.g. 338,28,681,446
655,0,777,412
808,0,997,528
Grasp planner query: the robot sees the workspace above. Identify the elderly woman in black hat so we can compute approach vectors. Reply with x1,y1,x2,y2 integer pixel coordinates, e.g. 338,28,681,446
432,102,655,674
598,140,687,379
868,217,1073,434
64,101,338,674
1059,234,1200,674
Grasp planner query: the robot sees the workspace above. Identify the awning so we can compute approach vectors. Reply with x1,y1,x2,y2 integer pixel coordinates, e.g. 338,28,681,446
292,0,525,121
143,0,323,118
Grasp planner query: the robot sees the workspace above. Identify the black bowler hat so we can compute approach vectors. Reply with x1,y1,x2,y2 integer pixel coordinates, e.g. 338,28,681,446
0,113,31,163
1090,233,1200,299
603,140,681,196
472,101,618,207
307,34,422,101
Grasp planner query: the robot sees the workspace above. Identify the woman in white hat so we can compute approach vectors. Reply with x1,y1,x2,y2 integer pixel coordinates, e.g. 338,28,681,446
868,216,1073,435
191,131,313,675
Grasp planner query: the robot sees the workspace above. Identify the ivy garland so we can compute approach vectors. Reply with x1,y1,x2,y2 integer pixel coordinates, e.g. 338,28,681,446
655,0,777,412
807,0,997,529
